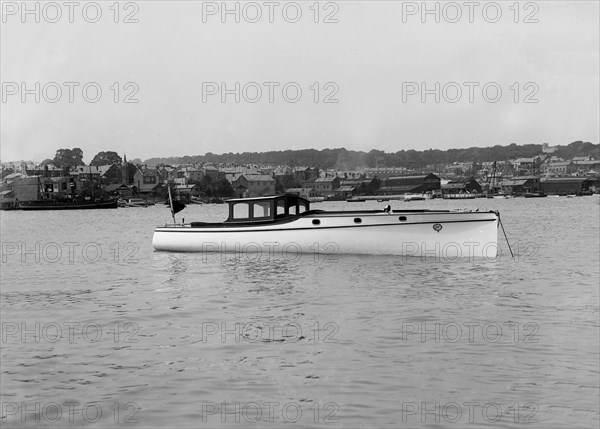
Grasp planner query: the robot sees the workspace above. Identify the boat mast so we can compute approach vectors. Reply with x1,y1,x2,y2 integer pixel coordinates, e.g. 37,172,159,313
167,184,176,223
89,165,94,198
490,161,497,195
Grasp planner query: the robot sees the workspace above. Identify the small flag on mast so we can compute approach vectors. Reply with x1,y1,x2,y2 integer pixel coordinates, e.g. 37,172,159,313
172,200,186,214
167,185,186,223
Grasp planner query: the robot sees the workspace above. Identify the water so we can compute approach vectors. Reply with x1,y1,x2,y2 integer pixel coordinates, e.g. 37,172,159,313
1,197,599,428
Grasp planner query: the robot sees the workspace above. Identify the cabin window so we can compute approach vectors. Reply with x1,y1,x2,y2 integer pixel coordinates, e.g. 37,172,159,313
312,219,320,225
289,205,297,215
233,203,249,219
399,216,407,222
299,201,308,213
276,199,287,216
354,218,362,224
252,201,272,218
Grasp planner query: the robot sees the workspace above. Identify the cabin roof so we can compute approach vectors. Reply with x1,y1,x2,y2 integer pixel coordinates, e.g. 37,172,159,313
226,193,310,204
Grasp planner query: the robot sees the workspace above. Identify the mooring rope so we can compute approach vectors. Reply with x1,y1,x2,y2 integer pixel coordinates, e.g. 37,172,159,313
496,211,514,258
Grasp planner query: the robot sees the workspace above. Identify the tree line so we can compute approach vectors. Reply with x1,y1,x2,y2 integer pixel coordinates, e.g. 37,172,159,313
144,141,599,169
32,141,600,171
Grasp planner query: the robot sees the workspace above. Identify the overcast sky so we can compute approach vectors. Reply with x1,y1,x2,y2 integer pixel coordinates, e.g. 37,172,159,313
1,0,598,163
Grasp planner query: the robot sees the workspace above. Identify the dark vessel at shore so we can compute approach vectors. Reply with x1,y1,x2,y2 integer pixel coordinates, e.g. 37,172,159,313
523,192,548,198
13,167,118,211
18,197,118,210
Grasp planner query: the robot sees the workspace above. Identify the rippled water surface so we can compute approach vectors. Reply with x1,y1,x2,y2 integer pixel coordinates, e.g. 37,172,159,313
1,197,599,428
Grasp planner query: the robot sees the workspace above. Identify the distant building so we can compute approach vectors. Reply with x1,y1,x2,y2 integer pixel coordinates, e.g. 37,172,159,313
441,178,482,195
334,185,357,199
320,170,362,180
377,173,441,194
339,179,374,195
2,173,27,183
232,174,276,198
203,167,221,180
43,177,76,196
364,167,407,180
175,184,199,200
499,176,540,194
312,177,340,196
293,167,319,183
285,187,318,199
167,166,187,185
131,167,164,198
543,161,577,176
25,165,64,178
0,189,15,208
3,176,40,202
133,167,163,189
137,182,163,198
4,176,77,200
511,157,541,175
222,166,260,184
301,180,316,190
273,166,292,178
511,157,537,169
541,177,594,194
571,158,600,173
71,165,102,181
104,183,133,198
97,164,123,183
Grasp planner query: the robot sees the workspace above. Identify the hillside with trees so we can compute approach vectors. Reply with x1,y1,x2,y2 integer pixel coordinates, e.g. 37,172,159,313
144,141,599,168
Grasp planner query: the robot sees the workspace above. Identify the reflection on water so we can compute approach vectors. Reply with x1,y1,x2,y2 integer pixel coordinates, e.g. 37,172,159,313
1,198,598,428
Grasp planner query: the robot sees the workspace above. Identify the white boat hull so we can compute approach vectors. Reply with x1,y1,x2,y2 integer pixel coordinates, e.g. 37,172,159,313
153,211,499,258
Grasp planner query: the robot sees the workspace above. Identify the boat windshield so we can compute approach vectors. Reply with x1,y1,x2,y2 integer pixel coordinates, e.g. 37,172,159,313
226,194,310,222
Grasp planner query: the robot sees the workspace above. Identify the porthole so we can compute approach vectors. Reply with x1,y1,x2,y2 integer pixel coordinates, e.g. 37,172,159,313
312,219,321,225
354,218,362,224
399,216,407,222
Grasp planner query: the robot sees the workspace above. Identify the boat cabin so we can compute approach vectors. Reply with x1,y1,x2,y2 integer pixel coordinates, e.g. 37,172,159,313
225,194,310,223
